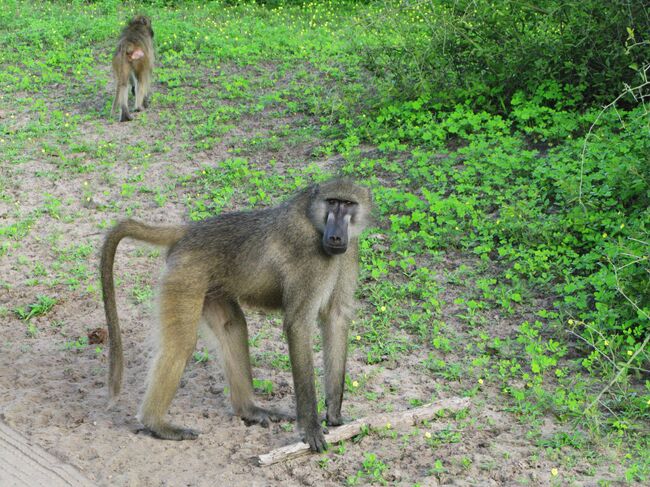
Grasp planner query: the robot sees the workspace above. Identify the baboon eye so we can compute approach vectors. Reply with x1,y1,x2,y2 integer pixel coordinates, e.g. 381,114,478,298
326,199,338,206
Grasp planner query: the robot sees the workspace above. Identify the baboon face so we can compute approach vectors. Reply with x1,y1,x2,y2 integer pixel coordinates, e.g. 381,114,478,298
322,198,357,255
309,180,371,256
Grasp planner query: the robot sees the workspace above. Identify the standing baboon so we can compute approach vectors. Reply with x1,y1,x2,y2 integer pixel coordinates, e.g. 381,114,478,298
101,179,372,452
112,16,154,122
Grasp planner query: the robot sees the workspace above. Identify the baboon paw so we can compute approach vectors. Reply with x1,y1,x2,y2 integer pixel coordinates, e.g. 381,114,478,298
241,406,290,428
326,414,343,427
243,416,269,427
177,427,200,440
267,408,293,422
303,427,328,453
146,425,199,441
119,113,133,122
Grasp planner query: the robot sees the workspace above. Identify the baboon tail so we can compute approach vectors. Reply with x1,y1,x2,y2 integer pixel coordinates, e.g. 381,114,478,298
100,219,186,401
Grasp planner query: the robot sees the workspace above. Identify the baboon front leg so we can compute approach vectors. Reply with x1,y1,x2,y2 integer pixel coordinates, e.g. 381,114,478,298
285,315,327,452
203,298,288,426
138,284,204,440
321,307,351,427
134,76,146,112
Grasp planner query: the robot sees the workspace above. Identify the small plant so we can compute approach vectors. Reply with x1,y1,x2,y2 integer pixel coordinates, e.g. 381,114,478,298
353,424,371,443
428,459,446,477
193,348,211,363
347,453,389,486
252,378,274,395
14,295,57,321
425,428,462,448
26,322,38,338
64,336,89,351
131,279,154,304
460,456,473,470
345,374,363,393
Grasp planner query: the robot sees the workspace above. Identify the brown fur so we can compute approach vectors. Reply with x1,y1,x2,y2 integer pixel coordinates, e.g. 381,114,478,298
112,16,154,122
100,179,373,451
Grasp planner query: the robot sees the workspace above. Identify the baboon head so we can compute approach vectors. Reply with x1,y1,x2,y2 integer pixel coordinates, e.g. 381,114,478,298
129,15,153,38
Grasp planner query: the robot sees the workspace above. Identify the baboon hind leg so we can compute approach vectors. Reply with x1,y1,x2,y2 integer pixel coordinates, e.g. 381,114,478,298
138,281,204,440
116,81,132,122
130,71,136,97
112,56,132,122
203,298,289,426
134,66,150,112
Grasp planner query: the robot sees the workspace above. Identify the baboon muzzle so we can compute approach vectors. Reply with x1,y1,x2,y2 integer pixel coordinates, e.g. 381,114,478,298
323,210,349,255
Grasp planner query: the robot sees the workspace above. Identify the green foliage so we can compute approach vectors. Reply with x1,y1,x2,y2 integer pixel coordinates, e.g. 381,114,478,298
357,0,649,109
339,45,648,462
347,97,649,362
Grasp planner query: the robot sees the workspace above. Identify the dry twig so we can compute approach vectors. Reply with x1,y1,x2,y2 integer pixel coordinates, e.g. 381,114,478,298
257,396,470,466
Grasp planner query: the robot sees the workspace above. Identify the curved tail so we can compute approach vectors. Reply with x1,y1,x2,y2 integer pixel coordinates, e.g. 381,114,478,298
101,219,186,401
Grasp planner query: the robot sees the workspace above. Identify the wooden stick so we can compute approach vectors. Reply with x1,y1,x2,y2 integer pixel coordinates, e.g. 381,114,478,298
256,396,470,466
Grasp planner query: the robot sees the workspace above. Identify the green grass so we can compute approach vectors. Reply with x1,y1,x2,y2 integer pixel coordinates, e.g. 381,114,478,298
1,0,648,483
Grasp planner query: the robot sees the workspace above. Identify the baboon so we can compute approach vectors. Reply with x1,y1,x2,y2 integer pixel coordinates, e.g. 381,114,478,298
112,16,154,122
101,179,372,452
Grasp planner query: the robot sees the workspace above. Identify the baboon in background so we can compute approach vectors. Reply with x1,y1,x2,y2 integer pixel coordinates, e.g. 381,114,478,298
112,15,154,122
101,179,373,452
